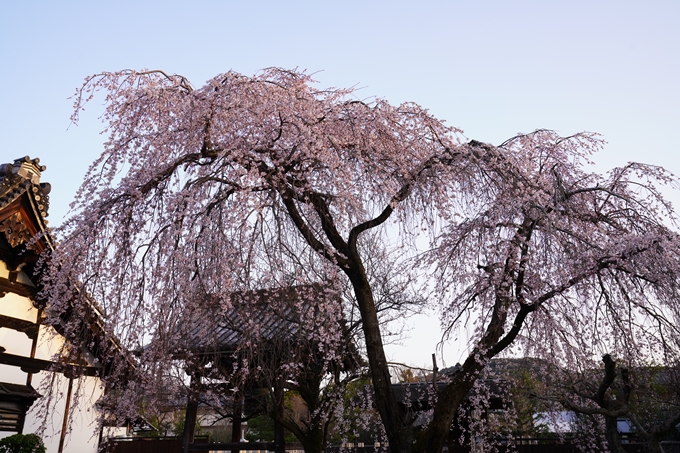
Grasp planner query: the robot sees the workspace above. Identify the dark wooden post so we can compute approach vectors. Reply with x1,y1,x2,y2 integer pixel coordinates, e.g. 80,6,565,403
97,424,105,453
182,374,200,453
231,391,242,453
273,379,285,453
273,419,285,453
57,375,74,453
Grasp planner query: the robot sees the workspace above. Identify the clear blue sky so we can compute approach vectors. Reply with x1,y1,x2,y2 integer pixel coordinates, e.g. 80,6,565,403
1,0,678,367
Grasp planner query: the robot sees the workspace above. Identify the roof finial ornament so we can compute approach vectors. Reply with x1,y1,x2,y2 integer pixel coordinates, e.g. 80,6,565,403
11,157,46,185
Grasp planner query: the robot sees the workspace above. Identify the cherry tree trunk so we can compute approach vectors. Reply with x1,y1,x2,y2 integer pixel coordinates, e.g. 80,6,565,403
346,268,414,453
605,416,625,453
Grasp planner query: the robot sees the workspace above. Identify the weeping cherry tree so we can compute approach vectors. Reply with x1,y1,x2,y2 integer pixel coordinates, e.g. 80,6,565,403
42,68,680,453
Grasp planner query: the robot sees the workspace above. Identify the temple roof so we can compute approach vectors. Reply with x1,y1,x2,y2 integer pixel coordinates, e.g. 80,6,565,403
179,285,324,353
0,156,53,257
169,284,363,375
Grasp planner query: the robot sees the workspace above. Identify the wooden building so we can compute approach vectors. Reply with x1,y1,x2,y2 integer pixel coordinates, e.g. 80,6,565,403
0,156,115,452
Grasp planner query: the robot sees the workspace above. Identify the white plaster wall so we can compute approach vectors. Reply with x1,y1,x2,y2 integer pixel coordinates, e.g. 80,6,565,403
23,374,104,453
0,374,105,453
0,289,39,385
0,261,106,452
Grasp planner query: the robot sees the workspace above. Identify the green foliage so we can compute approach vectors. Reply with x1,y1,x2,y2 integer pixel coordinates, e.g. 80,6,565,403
509,369,551,436
135,414,170,437
245,415,274,442
0,434,46,453
168,411,204,437
136,410,203,438
244,415,296,443
204,426,232,443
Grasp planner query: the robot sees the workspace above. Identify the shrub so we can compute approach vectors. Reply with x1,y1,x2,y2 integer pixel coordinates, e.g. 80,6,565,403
0,433,46,453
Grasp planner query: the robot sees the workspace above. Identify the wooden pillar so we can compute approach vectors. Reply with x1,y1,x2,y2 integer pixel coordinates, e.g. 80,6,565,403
182,375,200,453
230,391,242,453
96,379,111,452
273,379,285,453
273,419,285,453
97,424,105,453
57,375,74,453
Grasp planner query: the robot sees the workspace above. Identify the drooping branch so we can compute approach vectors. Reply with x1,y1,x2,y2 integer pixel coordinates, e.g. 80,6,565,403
278,189,350,268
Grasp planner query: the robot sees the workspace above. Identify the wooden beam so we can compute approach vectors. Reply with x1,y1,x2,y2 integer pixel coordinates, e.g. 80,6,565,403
0,352,102,377
0,277,36,299
0,314,38,339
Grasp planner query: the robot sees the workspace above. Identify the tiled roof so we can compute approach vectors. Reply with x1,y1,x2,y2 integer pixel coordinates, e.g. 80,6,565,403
0,382,41,400
174,284,336,354
0,156,51,226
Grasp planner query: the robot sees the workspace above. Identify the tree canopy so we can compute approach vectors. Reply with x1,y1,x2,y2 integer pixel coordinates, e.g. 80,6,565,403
44,68,680,453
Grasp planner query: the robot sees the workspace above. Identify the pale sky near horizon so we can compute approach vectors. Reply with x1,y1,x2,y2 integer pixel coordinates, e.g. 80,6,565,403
1,1,679,369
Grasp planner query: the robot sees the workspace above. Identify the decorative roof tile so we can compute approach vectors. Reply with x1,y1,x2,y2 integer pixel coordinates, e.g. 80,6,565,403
0,156,51,221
